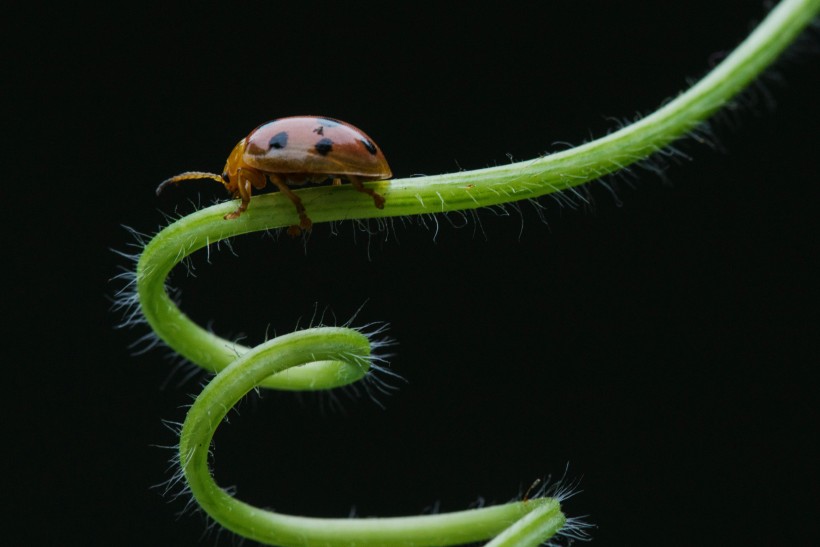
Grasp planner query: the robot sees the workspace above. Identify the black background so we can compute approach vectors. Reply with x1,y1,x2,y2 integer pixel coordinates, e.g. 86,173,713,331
7,2,818,546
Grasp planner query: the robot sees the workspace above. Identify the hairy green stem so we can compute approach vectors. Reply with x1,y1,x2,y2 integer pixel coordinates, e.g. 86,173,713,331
135,1,818,545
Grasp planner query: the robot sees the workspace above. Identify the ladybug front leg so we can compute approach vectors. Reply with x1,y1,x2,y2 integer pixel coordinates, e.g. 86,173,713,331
224,179,251,220
268,174,312,236
348,176,385,209
224,168,266,219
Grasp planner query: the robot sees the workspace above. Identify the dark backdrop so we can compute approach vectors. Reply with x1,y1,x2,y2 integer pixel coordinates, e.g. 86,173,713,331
8,2,818,546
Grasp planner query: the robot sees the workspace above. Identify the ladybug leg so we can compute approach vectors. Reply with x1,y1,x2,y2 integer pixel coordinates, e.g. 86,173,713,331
331,177,342,186
224,179,251,220
249,172,268,190
348,176,385,209
268,174,312,236
224,168,265,219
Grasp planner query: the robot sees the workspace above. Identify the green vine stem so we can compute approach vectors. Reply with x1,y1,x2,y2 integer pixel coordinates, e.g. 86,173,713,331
133,1,818,545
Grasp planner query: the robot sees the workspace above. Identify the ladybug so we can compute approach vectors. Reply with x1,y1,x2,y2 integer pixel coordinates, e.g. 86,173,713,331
157,116,391,235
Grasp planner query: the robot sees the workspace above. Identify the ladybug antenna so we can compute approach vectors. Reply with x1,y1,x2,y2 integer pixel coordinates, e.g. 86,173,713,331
156,171,227,196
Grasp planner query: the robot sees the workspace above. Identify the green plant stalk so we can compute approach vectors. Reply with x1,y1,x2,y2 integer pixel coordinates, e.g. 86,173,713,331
135,1,818,545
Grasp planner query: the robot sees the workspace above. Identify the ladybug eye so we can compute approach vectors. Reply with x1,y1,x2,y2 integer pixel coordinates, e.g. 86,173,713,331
222,172,230,183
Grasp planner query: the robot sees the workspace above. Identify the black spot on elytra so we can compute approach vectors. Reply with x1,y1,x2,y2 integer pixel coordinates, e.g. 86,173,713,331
313,126,324,135
314,138,333,156
359,138,378,155
317,117,341,127
269,131,288,150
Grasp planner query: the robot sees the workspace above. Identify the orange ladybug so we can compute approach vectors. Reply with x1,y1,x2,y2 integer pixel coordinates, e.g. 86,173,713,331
158,116,391,235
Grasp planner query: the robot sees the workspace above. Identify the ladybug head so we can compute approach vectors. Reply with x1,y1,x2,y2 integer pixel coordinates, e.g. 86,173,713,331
219,138,247,195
